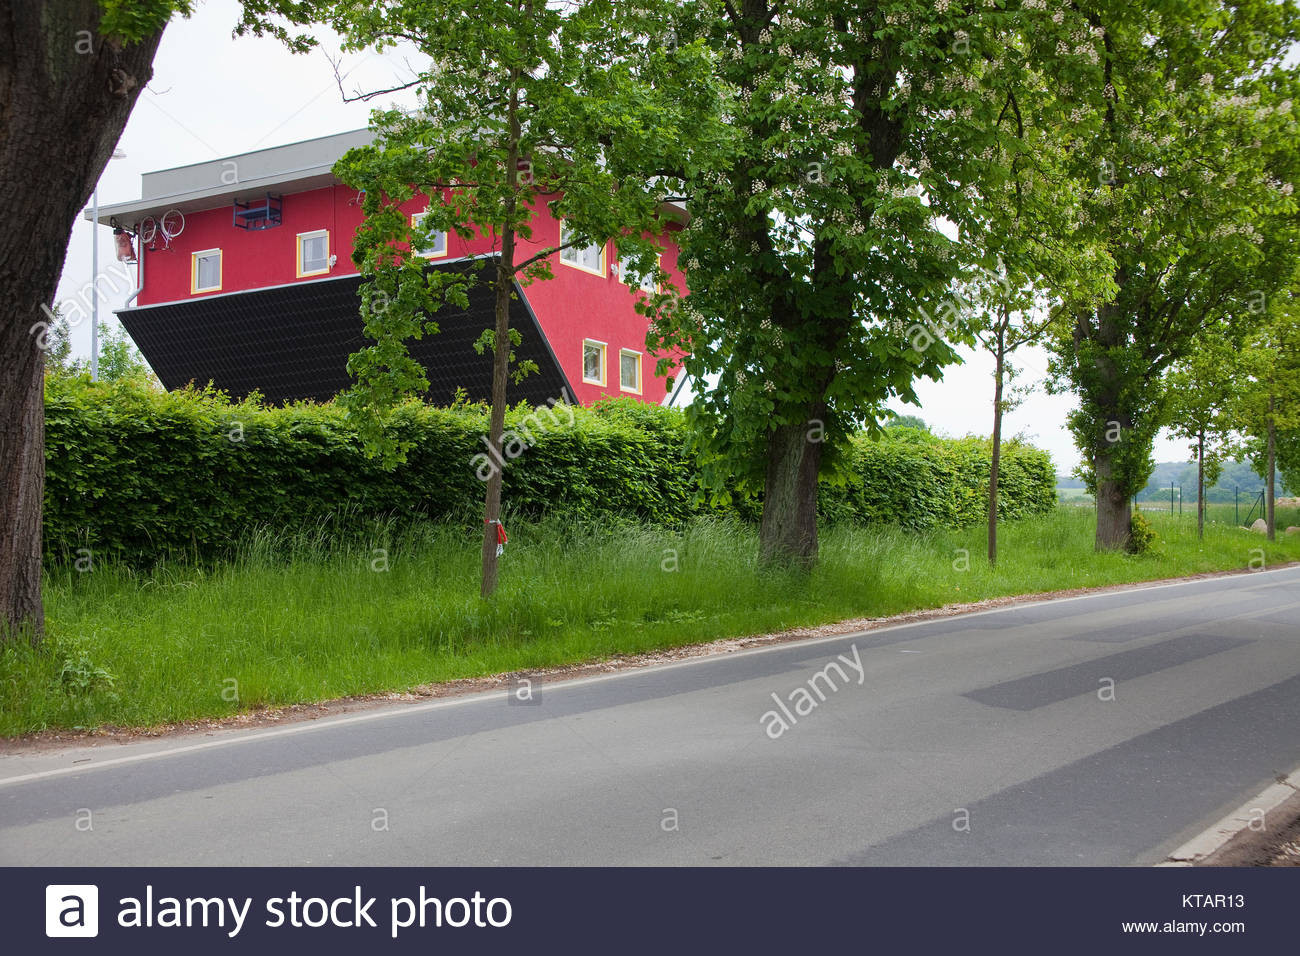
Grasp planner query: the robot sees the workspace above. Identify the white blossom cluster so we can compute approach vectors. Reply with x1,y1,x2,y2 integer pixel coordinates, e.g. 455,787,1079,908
1209,220,1264,244
946,71,980,93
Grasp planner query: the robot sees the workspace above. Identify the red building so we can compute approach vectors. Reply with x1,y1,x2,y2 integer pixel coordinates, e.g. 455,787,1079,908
89,128,686,407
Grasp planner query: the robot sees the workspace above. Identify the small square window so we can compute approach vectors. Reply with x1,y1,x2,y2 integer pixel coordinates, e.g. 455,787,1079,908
411,211,448,258
191,249,221,293
560,221,605,275
297,230,330,277
582,340,607,385
619,349,642,393
618,253,657,294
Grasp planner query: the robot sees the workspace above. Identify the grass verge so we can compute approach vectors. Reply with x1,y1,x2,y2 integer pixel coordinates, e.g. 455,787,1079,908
2,507,1297,736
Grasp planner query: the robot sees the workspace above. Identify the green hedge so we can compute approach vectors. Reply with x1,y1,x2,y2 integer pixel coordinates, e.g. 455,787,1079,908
43,377,1055,564
824,427,1060,531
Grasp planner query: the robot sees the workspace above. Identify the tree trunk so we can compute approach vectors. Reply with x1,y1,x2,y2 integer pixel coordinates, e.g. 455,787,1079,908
1079,293,1133,552
1196,429,1205,540
1094,445,1132,551
0,3,162,640
1266,393,1277,542
758,411,825,568
480,82,521,599
987,329,1005,566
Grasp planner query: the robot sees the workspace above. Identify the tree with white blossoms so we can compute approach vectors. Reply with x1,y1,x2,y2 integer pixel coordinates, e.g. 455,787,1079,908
1043,0,1300,551
653,0,1120,566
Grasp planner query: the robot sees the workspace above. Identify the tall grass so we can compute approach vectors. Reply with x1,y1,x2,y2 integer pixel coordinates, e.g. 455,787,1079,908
2,508,1297,735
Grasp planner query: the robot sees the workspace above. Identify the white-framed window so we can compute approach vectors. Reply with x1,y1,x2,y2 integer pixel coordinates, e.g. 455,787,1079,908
410,211,448,258
297,229,330,277
191,249,222,294
582,339,607,386
559,220,605,275
618,252,658,294
619,348,642,394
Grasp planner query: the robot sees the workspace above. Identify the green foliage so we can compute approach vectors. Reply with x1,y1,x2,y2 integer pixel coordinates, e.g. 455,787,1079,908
886,414,928,433
301,0,726,465
1127,508,1158,556
57,644,116,696
46,319,159,386
1233,285,1300,492
1047,0,1300,504
824,430,1057,532
1163,329,1241,492
95,321,157,385
42,379,1055,566
97,0,191,43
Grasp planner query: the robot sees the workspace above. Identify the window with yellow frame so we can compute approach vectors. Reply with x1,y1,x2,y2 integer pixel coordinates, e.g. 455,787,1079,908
617,251,658,294
618,348,642,394
559,220,606,276
191,249,221,294
410,211,449,258
296,229,330,277
582,339,607,385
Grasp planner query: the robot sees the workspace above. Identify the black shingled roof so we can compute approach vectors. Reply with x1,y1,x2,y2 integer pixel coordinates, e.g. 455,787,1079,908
116,256,573,407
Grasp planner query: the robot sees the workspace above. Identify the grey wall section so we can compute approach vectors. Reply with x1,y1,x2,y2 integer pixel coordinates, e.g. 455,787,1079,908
141,128,375,201
90,129,377,225
116,259,573,407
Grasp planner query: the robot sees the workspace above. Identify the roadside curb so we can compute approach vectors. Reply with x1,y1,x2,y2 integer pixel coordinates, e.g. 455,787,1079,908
1159,765,1300,866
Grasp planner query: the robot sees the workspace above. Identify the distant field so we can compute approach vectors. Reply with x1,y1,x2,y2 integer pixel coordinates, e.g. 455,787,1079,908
1059,488,1300,528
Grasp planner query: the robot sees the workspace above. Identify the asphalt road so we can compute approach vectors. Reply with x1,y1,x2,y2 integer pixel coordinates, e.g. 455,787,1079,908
2,566,1298,866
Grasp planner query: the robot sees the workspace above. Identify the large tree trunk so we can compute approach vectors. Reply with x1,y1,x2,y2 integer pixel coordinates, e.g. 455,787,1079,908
987,329,1005,566
758,410,825,568
0,3,162,640
1266,394,1277,542
1084,294,1133,552
1094,444,1132,551
0,290,43,641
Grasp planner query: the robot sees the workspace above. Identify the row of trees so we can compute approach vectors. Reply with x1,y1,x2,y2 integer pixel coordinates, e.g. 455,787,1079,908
3,0,1299,638
1165,290,1300,539
319,0,1300,580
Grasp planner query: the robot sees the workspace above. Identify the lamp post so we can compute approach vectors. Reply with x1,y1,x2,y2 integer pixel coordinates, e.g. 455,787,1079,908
91,148,127,381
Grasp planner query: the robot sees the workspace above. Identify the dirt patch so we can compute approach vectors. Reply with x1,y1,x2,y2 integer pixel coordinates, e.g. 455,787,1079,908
1197,788,1300,867
2,561,1295,755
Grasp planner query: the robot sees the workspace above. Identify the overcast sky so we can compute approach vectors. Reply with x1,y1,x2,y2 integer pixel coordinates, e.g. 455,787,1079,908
56,0,1193,475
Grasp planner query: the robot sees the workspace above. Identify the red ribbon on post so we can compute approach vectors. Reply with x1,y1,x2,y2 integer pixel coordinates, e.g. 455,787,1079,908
486,519,507,556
